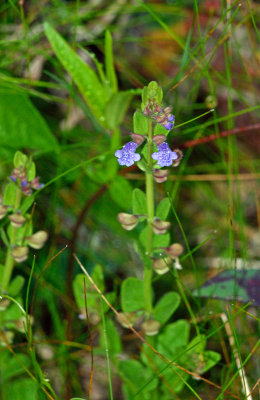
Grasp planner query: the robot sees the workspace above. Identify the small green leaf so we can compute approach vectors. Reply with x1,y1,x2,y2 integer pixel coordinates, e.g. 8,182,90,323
20,196,34,214
121,277,144,312
109,176,132,211
158,320,190,355
13,151,28,168
105,30,118,93
73,265,105,309
153,292,180,324
140,227,170,248
100,318,122,355
119,359,158,394
154,123,169,136
133,111,148,134
3,183,17,207
27,161,36,181
156,198,171,221
91,264,105,292
2,378,38,400
132,188,147,215
202,350,221,373
8,275,25,297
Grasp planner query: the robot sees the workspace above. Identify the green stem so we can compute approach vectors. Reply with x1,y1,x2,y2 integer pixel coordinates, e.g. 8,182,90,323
174,268,200,337
144,119,154,314
1,187,22,293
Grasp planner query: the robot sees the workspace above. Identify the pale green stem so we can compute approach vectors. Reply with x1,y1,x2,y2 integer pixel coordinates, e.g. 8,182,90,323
1,187,22,293
144,119,154,314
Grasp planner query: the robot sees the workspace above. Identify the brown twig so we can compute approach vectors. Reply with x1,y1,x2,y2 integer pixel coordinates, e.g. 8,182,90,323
181,123,260,148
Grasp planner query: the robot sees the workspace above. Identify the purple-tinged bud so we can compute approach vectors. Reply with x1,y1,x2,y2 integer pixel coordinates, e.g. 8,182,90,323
115,141,141,167
11,246,29,263
167,114,175,123
21,179,27,187
152,143,178,167
117,213,139,230
27,230,48,249
30,177,44,190
152,218,171,234
166,243,184,258
154,114,167,124
117,312,137,328
141,319,161,336
130,133,146,146
172,149,183,167
163,122,174,131
152,135,166,146
164,106,172,114
8,212,26,228
153,257,172,275
153,169,169,183
10,175,17,182
154,105,163,113
0,205,8,219
22,186,32,196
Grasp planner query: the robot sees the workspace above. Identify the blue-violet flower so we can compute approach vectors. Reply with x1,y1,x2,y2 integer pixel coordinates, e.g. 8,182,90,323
167,114,175,123
163,122,174,131
115,141,141,167
152,142,178,167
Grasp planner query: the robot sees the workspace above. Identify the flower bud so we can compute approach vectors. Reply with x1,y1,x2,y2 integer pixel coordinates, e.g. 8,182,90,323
117,312,137,328
0,205,8,219
0,331,14,346
117,213,139,231
153,169,169,183
8,212,26,228
164,106,172,114
27,231,48,249
167,243,184,258
172,149,183,167
152,218,171,234
141,319,161,336
153,257,171,275
154,114,167,124
130,133,145,146
0,298,10,311
152,135,166,146
11,246,29,263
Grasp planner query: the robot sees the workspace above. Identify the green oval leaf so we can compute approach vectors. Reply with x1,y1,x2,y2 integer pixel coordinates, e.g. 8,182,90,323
121,277,144,312
153,291,180,324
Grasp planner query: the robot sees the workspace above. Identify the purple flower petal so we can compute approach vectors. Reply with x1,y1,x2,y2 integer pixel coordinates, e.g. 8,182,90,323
167,114,175,123
115,141,141,167
152,143,178,167
163,122,174,131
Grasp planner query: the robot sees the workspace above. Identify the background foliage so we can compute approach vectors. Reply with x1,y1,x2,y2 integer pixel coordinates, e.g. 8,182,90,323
0,0,260,399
